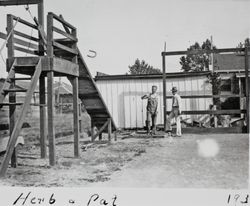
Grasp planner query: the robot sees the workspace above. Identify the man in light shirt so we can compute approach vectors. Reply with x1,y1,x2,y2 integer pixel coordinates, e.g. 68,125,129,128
141,85,158,135
166,86,182,137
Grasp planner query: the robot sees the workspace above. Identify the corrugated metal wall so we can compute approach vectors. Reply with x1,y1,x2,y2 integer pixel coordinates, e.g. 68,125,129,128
96,75,212,129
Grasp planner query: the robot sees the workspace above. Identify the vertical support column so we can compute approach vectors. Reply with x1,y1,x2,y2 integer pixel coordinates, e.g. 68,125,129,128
39,76,47,158
108,118,112,141
47,13,56,166
37,0,44,55
162,52,167,132
7,14,17,167
38,0,47,158
245,41,249,133
47,72,55,165
99,133,102,141
73,77,80,157
91,119,95,142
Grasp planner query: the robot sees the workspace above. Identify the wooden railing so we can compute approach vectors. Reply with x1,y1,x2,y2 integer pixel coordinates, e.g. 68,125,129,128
47,12,78,62
6,14,41,56
166,94,246,115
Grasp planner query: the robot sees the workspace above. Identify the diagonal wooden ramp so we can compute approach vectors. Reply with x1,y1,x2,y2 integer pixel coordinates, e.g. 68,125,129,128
77,50,116,134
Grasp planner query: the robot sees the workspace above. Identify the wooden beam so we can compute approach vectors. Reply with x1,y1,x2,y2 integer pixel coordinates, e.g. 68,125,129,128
108,118,112,141
39,76,47,158
50,57,79,76
14,46,36,55
162,48,245,56
72,77,80,158
47,71,55,166
162,53,167,131
53,27,77,42
49,12,76,30
245,42,250,133
166,110,246,115
53,41,78,55
0,0,41,6
0,60,42,177
165,94,245,99
91,120,109,141
14,30,39,42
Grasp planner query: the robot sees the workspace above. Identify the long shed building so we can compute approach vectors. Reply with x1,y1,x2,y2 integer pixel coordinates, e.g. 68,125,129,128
95,71,213,129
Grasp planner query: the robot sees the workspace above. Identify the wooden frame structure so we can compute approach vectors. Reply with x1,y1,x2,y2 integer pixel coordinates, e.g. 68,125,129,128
162,46,250,133
0,0,116,177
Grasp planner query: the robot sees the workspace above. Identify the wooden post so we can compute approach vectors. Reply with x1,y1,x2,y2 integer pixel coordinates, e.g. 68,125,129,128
47,13,56,166
114,131,117,141
39,76,47,158
7,14,17,167
108,118,112,141
162,53,167,132
73,77,80,157
91,119,95,142
37,0,44,55
245,41,249,133
99,133,102,141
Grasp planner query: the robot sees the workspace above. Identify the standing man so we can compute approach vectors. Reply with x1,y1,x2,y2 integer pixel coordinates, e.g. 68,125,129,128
166,86,182,137
141,85,158,135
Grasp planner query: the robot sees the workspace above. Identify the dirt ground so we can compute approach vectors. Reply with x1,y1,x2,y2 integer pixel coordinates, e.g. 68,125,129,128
0,132,248,189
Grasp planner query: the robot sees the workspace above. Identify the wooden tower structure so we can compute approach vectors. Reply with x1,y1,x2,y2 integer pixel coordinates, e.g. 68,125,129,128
0,0,116,177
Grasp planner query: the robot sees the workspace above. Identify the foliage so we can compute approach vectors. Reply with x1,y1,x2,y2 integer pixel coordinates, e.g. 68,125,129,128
207,72,221,109
128,59,161,75
236,37,250,53
180,39,216,72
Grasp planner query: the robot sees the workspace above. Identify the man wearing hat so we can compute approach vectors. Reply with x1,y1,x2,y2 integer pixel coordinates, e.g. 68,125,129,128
166,86,182,137
141,85,158,135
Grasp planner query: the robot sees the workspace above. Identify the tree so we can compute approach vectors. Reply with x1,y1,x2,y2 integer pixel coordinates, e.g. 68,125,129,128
128,59,161,75
179,39,216,72
236,37,250,53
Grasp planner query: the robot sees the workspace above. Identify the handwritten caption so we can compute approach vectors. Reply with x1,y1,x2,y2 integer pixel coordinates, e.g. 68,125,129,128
228,194,249,206
12,192,117,206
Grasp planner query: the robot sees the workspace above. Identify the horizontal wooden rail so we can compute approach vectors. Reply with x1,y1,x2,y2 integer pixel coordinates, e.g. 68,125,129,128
49,12,76,30
53,27,77,42
14,46,36,55
162,48,246,56
14,37,38,50
53,41,78,55
166,94,245,99
14,30,39,42
166,110,246,115
0,31,38,50
12,15,38,30
0,0,42,6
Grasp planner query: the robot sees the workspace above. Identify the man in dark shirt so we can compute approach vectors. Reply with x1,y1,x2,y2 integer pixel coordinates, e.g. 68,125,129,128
141,85,158,134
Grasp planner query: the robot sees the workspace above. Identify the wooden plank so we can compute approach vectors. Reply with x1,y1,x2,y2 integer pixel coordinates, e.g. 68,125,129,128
11,15,37,30
0,0,41,6
108,118,112,141
49,12,75,30
245,43,250,133
14,46,36,55
161,48,245,56
47,71,55,166
39,76,47,158
14,30,39,42
14,37,38,50
166,110,246,115
72,77,80,158
0,60,42,177
37,0,44,55
162,54,167,131
166,94,245,99
50,57,79,76
53,41,78,55
91,120,109,141
53,27,77,42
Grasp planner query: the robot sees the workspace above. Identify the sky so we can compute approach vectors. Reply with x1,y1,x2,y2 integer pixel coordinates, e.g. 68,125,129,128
0,0,250,78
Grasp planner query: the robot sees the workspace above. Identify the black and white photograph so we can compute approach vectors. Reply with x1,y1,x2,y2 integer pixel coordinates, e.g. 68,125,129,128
0,0,249,195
